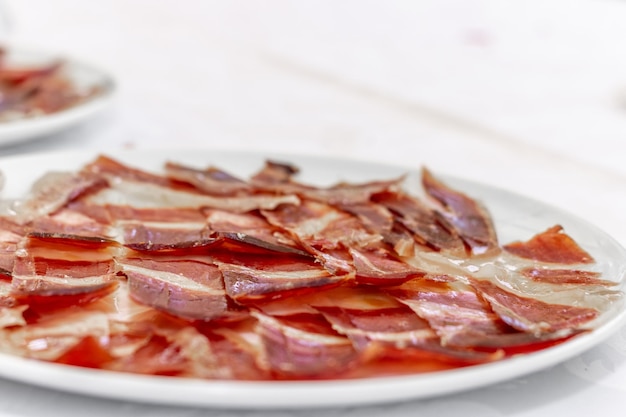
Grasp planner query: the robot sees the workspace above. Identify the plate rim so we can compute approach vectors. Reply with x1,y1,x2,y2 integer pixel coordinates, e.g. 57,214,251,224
0,148,625,409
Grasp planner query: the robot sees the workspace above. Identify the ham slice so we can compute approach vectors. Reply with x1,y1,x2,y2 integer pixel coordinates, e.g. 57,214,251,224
115,220,221,252
218,255,352,301
11,234,117,296
373,190,466,255
251,310,358,378
504,225,594,264
117,258,229,321
165,161,253,196
469,278,599,335
421,168,499,255
389,278,554,349
9,171,106,225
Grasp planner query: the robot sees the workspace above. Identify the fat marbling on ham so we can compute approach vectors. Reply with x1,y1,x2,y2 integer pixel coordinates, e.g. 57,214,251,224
0,154,621,380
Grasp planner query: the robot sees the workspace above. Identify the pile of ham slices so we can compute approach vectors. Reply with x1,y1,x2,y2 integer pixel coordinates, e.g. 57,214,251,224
0,48,100,122
0,155,621,380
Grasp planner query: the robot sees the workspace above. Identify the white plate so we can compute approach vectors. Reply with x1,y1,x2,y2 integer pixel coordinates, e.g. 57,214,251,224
0,149,625,410
0,46,115,146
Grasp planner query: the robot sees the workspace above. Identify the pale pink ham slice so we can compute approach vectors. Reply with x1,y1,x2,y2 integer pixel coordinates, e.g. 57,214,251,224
10,170,106,225
83,178,300,213
521,268,616,286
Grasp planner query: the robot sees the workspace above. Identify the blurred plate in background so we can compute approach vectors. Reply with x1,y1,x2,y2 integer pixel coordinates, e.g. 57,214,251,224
0,45,115,147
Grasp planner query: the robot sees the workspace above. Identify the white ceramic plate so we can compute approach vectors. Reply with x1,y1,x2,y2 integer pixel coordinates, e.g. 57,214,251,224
0,149,625,410
0,46,115,147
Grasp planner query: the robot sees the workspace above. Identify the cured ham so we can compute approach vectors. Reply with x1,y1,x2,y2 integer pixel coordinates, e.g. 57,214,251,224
117,258,229,321
0,154,621,382
504,225,594,264
468,278,598,336
421,168,499,255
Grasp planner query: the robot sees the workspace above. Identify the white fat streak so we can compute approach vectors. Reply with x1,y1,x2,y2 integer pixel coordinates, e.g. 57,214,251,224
251,311,350,345
218,263,331,281
334,325,436,344
118,262,224,295
401,299,494,323
12,274,115,290
88,180,300,211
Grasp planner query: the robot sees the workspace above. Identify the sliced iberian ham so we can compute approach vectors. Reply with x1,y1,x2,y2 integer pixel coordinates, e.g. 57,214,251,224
11,233,117,297
468,277,599,336
388,277,562,350
251,310,359,378
117,258,229,321
373,190,466,255
0,154,620,382
421,168,499,255
504,225,595,264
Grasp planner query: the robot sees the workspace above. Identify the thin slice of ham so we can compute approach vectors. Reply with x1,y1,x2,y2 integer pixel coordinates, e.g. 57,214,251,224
205,209,309,256
421,168,499,255
251,310,358,378
468,277,599,336
389,277,553,349
373,190,466,255
218,255,353,301
9,171,107,225
115,220,222,252
165,161,253,196
504,225,595,264
251,160,404,206
84,179,300,213
520,267,616,286
11,234,117,296
117,258,229,321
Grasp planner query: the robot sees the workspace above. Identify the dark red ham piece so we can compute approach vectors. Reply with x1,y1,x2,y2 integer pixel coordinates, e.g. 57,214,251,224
117,258,229,321
373,190,466,255
421,168,499,255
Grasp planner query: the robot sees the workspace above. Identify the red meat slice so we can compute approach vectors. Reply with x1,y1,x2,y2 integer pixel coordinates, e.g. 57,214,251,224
504,225,594,264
